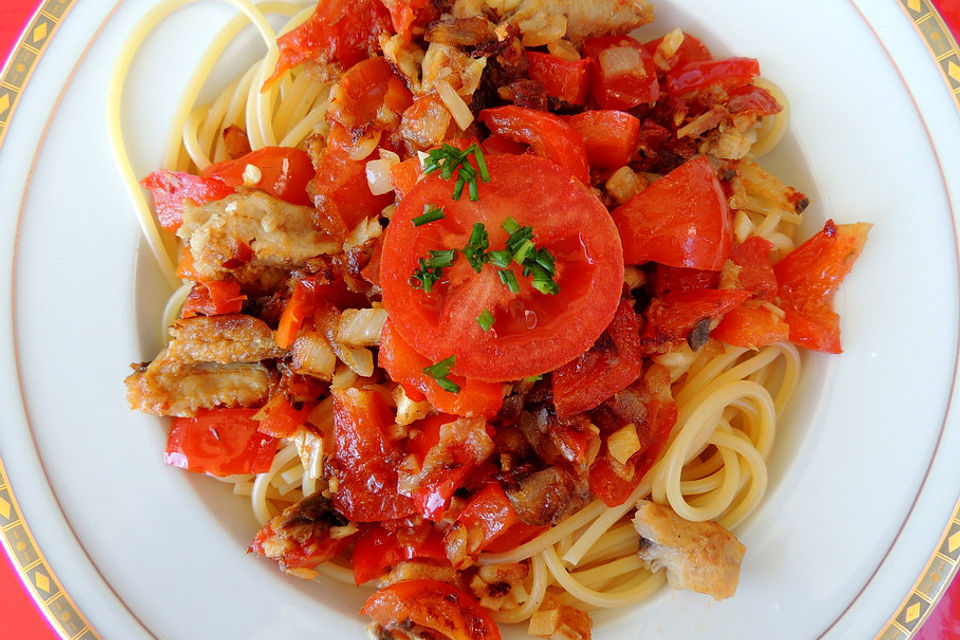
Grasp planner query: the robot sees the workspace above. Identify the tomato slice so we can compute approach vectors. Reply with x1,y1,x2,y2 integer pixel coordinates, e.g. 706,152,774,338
774,220,870,353
329,388,415,522
380,321,503,418
612,156,733,270
164,408,277,477
380,154,624,382
552,299,643,418
478,106,590,184
140,170,234,232
649,264,719,297
201,147,315,207
362,579,501,640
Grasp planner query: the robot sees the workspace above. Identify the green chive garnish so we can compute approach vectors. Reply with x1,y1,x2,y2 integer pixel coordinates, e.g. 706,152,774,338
423,356,460,394
477,309,495,332
413,204,445,227
498,269,520,293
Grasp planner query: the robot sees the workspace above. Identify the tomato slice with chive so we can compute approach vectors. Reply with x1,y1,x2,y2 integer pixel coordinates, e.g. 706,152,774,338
380,154,623,382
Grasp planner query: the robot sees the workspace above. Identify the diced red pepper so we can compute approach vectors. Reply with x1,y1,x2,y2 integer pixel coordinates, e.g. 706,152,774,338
201,147,315,207
584,35,659,110
165,408,277,477
140,170,234,232
666,57,760,96
566,110,641,170
180,280,246,318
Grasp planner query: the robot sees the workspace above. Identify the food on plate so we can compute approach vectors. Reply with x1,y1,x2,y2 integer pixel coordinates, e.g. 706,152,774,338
113,0,869,636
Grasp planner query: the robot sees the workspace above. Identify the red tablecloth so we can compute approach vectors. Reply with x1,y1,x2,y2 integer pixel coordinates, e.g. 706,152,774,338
1,2,959,639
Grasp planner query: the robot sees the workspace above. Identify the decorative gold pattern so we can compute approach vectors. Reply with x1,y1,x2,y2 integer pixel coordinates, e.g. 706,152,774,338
0,2,958,640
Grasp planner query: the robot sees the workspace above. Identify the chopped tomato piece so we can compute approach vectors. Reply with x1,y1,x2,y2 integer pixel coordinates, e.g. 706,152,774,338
329,388,415,522
382,0,439,43
380,154,624,382
362,579,501,640
612,156,733,270
481,134,528,156
774,220,870,353
390,157,423,198
726,84,782,116
255,394,313,438
478,106,589,184
589,365,677,506
201,147,314,207
248,493,350,575
566,110,641,170
666,57,760,96
312,124,394,232
525,51,592,105
552,299,643,418
352,524,449,585
267,0,392,85
584,35,659,110
329,56,412,133
730,236,778,300
380,321,503,418
712,303,790,349
650,264,719,297
482,521,548,553
642,31,712,68
165,408,276,477
445,483,519,561
140,170,234,232
181,280,246,318
641,288,751,353
275,275,328,349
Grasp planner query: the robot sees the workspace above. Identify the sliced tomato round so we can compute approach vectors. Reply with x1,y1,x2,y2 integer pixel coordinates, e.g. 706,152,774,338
380,154,623,382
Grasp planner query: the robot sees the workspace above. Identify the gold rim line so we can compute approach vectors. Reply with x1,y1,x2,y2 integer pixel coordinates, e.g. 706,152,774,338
0,2,958,640
875,5,960,638
2,3,104,638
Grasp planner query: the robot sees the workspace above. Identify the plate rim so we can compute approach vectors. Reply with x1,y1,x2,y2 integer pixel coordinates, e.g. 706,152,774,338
1,1,958,639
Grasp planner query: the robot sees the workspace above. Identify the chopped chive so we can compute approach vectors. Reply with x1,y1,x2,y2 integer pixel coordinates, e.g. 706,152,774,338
452,175,466,201
413,204,445,227
468,179,479,202
488,250,512,268
435,377,462,393
523,374,543,383
498,269,520,293
477,309,495,332
463,222,489,272
472,145,490,182
426,249,456,268
501,217,520,235
532,278,560,295
512,239,535,264
423,355,460,394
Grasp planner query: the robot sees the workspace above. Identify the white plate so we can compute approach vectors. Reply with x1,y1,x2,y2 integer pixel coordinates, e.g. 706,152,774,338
2,1,959,638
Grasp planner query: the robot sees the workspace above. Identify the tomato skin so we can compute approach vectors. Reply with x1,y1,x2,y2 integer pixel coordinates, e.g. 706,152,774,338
584,35,659,110
726,84,782,116
640,288,751,353
666,57,760,96
380,154,624,382
525,51,592,105
712,303,790,349
267,0,392,85
642,32,712,68
181,280,246,318
482,521,548,553
352,524,449,585
330,388,416,522
478,106,590,184
380,321,503,418
774,220,870,353
362,579,501,640
612,156,733,270
274,276,327,349
140,170,234,232
552,299,643,418
382,0,439,42
201,147,315,207
312,124,395,232
650,264,719,297
165,409,277,477
566,110,641,170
